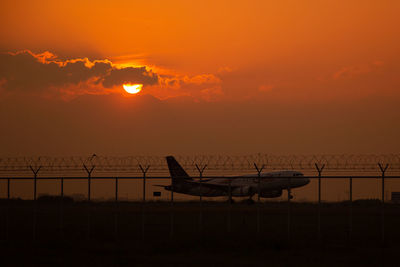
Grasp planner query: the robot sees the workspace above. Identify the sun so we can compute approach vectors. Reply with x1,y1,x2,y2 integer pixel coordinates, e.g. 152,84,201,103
123,83,143,94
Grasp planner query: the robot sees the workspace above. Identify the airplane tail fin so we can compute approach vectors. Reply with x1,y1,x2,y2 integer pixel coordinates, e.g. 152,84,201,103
166,156,193,184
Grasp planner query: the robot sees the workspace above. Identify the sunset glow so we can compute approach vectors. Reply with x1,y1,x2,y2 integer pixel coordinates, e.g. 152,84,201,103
123,84,142,94
2,1,400,264
0,0,399,155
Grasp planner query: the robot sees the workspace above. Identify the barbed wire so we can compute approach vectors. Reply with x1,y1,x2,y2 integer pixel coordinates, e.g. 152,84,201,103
0,154,399,177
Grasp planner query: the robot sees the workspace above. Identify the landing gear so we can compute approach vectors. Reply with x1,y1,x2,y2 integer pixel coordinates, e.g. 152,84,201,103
246,195,255,205
227,198,235,204
246,198,255,205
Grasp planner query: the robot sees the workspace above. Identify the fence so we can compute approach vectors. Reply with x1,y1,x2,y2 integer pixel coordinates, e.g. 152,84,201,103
1,154,400,176
1,154,400,245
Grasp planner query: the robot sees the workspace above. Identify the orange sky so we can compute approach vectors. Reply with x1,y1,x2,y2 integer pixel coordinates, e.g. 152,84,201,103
0,0,399,156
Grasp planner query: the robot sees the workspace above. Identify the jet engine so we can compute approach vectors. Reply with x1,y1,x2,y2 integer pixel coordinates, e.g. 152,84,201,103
259,190,282,198
231,186,254,197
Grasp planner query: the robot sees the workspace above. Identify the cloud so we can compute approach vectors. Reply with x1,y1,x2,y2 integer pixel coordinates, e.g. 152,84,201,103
332,61,384,80
101,66,158,88
200,86,224,101
0,50,229,102
153,73,222,101
0,50,158,94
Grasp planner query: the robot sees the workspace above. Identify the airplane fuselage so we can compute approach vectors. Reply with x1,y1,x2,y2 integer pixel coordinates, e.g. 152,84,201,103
164,171,310,198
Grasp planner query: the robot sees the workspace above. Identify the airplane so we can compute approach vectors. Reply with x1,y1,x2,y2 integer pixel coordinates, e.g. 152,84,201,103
155,156,310,202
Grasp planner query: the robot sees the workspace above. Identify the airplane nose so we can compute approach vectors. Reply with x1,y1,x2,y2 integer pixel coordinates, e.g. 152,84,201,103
303,177,310,185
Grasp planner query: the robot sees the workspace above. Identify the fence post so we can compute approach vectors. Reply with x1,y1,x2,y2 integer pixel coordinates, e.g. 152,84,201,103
83,164,95,201
83,164,95,240
227,177,232,233
378,163,389,245
348,176,352,241
114,177,118,241
59,177,64,239
7,178,10,199
287,173,292,241
170,176,174,239
254,163,265,234
6,178,10,241
195,164,207,235
139,165,150,240
29,166,41,241
315,163,325,242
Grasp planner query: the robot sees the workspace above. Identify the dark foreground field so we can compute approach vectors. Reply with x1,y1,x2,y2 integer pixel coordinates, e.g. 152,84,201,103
1,199,400,266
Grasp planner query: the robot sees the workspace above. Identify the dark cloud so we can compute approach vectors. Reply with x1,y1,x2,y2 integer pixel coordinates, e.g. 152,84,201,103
0,50,159,92
101,66,158,88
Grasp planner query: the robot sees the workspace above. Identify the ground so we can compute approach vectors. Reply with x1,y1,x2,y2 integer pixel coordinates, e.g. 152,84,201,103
1,199,399,266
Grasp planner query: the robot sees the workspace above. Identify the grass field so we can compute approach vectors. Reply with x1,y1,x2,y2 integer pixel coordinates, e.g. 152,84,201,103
1,199,400,266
